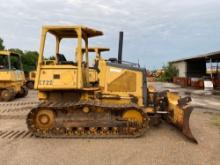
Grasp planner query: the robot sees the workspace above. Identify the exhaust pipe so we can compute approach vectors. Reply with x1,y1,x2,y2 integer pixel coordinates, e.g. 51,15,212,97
118,31,123,64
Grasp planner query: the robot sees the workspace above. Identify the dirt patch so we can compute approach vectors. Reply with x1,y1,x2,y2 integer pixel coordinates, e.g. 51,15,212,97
1,89,220,165
211,114,220,128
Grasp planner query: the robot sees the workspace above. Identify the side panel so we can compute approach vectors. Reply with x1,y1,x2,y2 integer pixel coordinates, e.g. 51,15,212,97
36,66,78,90
107,70,136,92
103,65,145,106
0,70,25,82
0,81,23,92
0,71,12,81
89,69,98,83
14,70,25,81
0,70,24,93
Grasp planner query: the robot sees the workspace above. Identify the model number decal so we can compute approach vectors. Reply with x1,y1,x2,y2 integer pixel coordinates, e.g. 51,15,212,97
39,80,53,85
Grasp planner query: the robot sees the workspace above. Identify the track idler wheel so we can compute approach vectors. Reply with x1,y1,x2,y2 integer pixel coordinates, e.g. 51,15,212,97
1,89,15,101
122,110,146,134
34,109,55,131
122,110,144,124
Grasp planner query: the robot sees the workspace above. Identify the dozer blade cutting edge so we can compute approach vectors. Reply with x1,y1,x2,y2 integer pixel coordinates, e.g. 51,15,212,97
166,92,198,144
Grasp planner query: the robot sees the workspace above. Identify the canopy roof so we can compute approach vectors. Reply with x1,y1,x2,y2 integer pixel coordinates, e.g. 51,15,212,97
170,51,220,63
43,25,103,38
0,50,20,56
82,47,110,52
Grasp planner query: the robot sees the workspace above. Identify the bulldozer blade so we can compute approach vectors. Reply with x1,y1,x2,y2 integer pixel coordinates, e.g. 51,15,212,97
181,106,198,143
166,92,198,144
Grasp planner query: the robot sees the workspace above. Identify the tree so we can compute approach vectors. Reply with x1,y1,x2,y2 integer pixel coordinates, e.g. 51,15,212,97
9,48,24,55
0,37,39,73
158,63,178,82
0,38,5,50
9,48,39,73
22,51,38,72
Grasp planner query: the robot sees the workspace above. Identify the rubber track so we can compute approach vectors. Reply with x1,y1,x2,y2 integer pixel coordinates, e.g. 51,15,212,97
27,100,148,138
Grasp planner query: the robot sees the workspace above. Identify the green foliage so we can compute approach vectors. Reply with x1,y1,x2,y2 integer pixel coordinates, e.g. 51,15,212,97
49,56,55,60
22,51,38,73
0,37,38,73
9,48,23,55
9,48,38,73
0,37,5,50
158,63,178,82
44,56,55,60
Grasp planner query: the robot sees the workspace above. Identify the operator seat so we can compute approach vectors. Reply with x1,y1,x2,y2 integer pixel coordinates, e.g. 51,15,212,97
57,53,67,63
57,53,75,65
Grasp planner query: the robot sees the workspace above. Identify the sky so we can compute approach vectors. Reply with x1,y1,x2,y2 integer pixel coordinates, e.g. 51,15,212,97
0,0,220,69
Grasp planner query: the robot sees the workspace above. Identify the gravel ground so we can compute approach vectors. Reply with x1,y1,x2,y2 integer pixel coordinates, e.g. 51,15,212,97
0,86,219,165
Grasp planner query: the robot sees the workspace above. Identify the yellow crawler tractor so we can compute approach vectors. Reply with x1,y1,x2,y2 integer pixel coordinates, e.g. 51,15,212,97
27,25,197,143
0,51,28,101
26,70,36,89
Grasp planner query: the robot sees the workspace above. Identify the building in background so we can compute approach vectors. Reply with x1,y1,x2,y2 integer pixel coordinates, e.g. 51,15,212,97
170,51,220,89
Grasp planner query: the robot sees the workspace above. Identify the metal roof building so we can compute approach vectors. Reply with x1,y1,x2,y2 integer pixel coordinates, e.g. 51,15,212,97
170,51,220,78
169,51,220,88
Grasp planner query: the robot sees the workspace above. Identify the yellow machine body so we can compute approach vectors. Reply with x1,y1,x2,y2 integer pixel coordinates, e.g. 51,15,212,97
29,71,36,81
82,47,109,84
26,70,36,89
27,25,197,143
0,51,28,101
